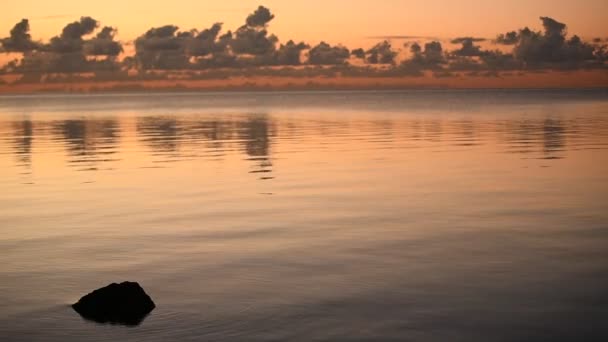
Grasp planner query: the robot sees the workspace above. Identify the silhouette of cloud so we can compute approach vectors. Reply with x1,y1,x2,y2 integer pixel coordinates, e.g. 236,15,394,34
512,17,596,67
409,41,446,68
47,16,98,54
231,25,278,56
1,19,39,52
451,38,484,57
62,17,98,39
447,17,603,72
308,42,350,65
351,48,365,59
495,31,519,45
84,27,123,56
397,40,466,75
422,41,445,64
2,17,124,74
134,25,189,69
398,41,447,74
365,41,398,64
133,6,304,69
479,50,520,71
447,56,482,71
187,23,224,56
231,6,278,56
275,40,309,65
409,42,422,54
451,37,486,44
490,17,604,69
2,9,607,82
137,25,182,51
246,6,275,28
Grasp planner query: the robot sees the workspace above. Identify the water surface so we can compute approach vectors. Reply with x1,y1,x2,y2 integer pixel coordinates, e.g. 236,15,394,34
1,90,608,341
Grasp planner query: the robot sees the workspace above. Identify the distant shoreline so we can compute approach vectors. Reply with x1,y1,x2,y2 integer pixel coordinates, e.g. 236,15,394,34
2,87,608,98
1,71,607,95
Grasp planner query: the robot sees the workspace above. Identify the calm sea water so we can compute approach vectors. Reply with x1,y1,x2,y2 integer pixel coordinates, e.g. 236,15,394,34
1,90,608,341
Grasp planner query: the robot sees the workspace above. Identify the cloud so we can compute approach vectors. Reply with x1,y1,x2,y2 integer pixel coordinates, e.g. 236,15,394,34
513,17,596,67
541,16,566,41
451,38,483,57
134,25,190,69
351,48,365,59
274,40,309,65
187,23,224,56
1,19,39,52
231,25,278,56
84,27,123,56
48,53,90,73
491,17,603,69
478,50,520,71
48,16,99,53
132,6,297,69
450,37,486,44
446,49,520,72
457,16,604,72
308,42,350,65
60,16,98,39
3,8,607,81
423,42,445,63
96,26,116,40
4,17,124,74
231,7,278,56
137,25,182,51
409,42,422,54
365,41,398,64
246,6,275,28
229,41,307,67
400,41,447,72
495,31,519,45
447,56,482,71
195,50,237,68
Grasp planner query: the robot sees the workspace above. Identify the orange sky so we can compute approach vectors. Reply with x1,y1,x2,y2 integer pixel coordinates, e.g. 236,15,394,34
2,0,608,48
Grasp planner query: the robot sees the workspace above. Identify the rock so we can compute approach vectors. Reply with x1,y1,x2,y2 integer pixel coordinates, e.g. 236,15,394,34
72,281,156,326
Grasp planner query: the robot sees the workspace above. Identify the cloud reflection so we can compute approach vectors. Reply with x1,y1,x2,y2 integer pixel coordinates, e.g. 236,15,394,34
11,118,33,168
51,118,120,170
0,102,605,178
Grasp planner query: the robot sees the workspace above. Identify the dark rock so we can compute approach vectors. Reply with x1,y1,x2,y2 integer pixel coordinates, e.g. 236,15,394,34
72,281,156,326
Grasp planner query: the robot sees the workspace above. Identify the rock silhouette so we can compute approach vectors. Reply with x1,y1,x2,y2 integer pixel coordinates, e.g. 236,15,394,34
72,281,156,326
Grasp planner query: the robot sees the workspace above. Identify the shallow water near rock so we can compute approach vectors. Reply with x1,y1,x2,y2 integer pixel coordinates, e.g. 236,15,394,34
1,90,607,341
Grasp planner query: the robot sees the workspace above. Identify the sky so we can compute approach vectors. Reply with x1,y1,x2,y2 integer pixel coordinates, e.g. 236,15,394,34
2,0,608,48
